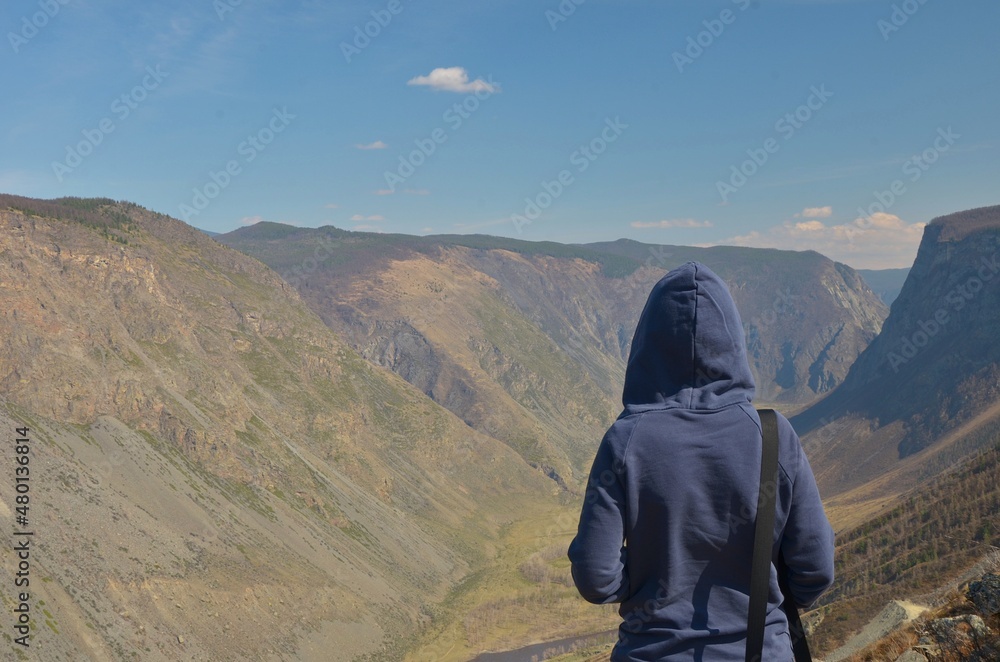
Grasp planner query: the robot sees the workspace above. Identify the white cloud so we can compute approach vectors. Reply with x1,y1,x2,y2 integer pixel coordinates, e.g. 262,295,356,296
352,224,385,233
356,140,387,150
796,206,833,218
420,227,434,234
324,203,339,209
407,67,498,93
720,212,926,269
350,214,385,222
630,218,714,229
374,189,394,196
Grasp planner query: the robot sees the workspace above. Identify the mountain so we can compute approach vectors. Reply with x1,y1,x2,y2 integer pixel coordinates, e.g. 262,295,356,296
217,227,888,485
0,195,558,660
857,267,910,306
794,205,1000,505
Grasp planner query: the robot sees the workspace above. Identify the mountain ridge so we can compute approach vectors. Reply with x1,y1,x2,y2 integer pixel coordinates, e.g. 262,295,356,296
218,222,889,485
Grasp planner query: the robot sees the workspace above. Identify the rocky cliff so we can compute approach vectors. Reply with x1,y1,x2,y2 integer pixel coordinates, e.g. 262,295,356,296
795,205,1000,498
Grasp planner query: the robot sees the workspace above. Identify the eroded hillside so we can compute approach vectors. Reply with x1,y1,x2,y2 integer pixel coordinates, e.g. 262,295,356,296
219,226,888,485
0,196,555,660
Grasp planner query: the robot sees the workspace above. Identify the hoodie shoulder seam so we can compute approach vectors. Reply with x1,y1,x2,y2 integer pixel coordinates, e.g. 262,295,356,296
740,404,794,483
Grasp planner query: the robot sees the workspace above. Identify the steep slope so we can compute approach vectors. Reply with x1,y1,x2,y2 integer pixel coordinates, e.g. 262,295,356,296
808,426,1000,656
217,227,887,483
794,205,1000,499
0,195,554,660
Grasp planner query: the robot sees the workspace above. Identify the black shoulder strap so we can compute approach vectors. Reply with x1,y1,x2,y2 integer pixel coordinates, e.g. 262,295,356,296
748,408,812,662
746,408,780,662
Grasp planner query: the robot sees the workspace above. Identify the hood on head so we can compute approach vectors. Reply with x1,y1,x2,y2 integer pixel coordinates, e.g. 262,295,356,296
622,261,755,409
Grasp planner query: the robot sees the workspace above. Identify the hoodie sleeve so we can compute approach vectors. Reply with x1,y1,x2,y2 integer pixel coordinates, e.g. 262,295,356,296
779,420,835,608
568,430,629,604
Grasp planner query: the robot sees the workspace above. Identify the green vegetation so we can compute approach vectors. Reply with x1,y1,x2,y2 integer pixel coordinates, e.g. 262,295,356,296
403,503,619,661
812,434,1000,653
0,193,139,243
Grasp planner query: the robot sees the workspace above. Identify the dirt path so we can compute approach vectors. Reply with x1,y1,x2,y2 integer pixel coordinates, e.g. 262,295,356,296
823,600,929,662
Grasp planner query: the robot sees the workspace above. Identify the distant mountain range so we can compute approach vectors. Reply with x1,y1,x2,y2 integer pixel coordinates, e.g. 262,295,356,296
217,225,888,484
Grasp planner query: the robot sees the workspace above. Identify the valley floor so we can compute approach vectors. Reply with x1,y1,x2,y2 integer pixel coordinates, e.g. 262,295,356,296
402,501,620,662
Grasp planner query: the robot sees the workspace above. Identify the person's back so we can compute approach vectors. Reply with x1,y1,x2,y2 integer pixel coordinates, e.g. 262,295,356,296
568,261,835,661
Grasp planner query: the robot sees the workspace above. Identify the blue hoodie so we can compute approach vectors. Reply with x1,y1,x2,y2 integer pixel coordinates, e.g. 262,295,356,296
568,262,834,661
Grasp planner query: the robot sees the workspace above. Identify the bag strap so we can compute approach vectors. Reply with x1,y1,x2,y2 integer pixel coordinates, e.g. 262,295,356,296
746,408,780,662
747,408,812,662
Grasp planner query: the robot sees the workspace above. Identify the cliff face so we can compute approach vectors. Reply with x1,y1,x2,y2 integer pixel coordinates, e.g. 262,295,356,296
220,227,888,482
794,205,1000,497
0,196,553,660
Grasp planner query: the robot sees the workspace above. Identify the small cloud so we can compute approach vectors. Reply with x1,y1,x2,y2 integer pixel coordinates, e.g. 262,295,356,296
407,67,498,93
796,206,833,219
374,189,394,196
324,203,339,209
420,227,434,234
352,224,385,232
630,218,714,229
350,214,385,222
356,140,387,150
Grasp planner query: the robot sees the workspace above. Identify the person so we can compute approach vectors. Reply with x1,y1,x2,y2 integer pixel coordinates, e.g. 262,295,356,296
568,261,835,661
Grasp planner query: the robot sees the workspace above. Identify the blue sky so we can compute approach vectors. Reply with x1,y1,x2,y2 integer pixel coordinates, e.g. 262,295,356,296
2,0,998,268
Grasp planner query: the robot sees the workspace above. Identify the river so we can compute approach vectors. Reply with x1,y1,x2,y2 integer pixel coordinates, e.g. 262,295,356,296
471,629,618,662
